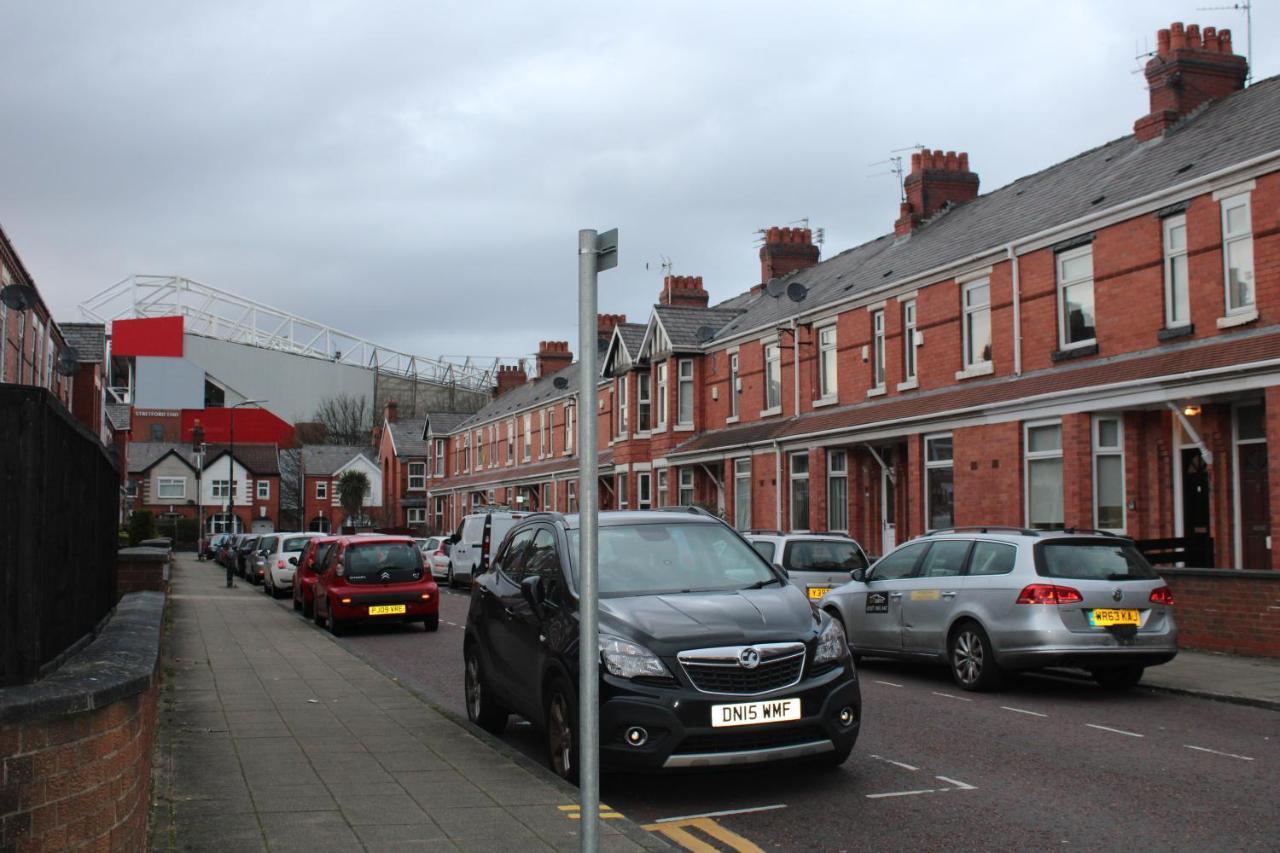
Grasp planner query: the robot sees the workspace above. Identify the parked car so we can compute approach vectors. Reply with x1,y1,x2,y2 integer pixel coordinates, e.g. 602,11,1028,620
448,510,531,589
204,532,230,560
235,534,261,580
261,532,326,597
820,527,1178,692
745,532,870,602
250,535,277,586
313,535,440,634
422,537,452,581
463,508,861,782
292,535,339,618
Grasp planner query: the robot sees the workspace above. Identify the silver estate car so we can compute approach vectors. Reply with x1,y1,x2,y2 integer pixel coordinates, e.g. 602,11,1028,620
820,528,1178,691
745,532,871,603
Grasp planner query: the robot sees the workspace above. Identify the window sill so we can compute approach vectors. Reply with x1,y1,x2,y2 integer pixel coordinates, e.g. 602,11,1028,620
954,362,994,380
759,407,783,418
725,416,739,425
896,379,919,392
1050,344,1098,363
1158,324,1194,341
1217,310,1258,329
674,424,694,432
865,386,886,398
812,397,839,409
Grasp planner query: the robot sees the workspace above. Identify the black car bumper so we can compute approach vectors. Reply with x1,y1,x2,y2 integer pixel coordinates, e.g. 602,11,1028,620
597,661,860,772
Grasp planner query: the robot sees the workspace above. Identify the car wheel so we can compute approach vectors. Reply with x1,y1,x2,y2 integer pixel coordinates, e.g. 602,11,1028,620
304,597,314,619
949,622,1003,692
313,601,325,627
1092,665,1144,690
328,611,346,637
545,678,579,784
263,574,273,596
464,646,508,734
423,614,439,632
292,594,301,612
447,565,456,589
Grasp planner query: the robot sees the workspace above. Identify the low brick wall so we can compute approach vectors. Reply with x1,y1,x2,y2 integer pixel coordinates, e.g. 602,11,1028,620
1160,568,1280,658
0,593,164,852
116,547,169,599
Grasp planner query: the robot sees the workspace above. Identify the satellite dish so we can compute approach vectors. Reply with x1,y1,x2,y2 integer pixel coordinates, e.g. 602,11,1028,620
765,278,786,298
694,325,716,344
55,349,79,376
786,282,809,303
552,376,569,390
0,284,37,311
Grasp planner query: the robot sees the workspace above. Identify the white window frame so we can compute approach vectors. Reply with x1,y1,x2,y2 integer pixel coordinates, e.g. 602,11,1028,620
316,481,328,500
1024,420,1064,530
788,452,810,532
902,299,918,384
1220,192,1255,316
1163,214,1190,328
637,471,651,510
544,407,554,456
211,479,231,500
616,472,628,509
728,353,740,420
1056,246,1095,350
256,480,270,500
826,450,847,532
817,323,837,401
656,362,668,429
462,434,470,473
408,461,426,490
962,279,992,369
763,342,782,413
406,507,427,524
474,430,483,469
156,476,186,500
565,404,574,455
567,480,578,513
870,310,886,390
616,376,628,438
924,433,954,531
678,468,695,507
1092,415,1125,534
657,469,669,508
733,457,751,530
523,414,532,461
434,439,445,476
677,358,694,426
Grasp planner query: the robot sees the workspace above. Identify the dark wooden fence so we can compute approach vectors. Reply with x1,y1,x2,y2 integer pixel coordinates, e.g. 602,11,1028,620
0,386,119,686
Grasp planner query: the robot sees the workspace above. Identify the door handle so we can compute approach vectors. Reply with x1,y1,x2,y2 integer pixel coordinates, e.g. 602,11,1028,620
888,592,903,599
503,606,516,618
941,591,957,598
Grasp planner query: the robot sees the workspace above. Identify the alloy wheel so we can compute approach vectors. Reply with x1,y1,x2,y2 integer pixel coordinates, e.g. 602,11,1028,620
548,692,573,779
953,629,983,686
465,655,482,721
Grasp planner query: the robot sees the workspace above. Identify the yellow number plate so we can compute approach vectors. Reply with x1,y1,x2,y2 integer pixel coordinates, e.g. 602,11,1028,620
1088,608,1139,627
807,586,833,600
368,604,406,616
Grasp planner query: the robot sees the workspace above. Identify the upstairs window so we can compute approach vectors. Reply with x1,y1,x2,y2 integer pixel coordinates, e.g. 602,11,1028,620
1057,246,1095,348
408,462,426,490
962,280,992,367
316,481,328,500
677,359,694,425
902,299,918,383
616,377,628,438
463,435,470,472
506,420,515,465
764,343,782,412
1221,193,1255,315
544,408,554,456
474,430,483,468
728,353,740,419
817,325,837,399
157,477,186,500
636,370,651,432
1163,214,1190,328
434,439,445,476
870,310,886,389
564,404,574,454
655,362,668,429
523,414,532,461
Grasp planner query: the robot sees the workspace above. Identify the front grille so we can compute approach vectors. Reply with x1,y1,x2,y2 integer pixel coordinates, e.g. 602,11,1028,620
682,657,805,694
676,724,824,755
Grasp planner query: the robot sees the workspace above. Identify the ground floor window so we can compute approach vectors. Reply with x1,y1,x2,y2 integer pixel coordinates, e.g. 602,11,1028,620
657,470,669,508
827,450,847,532
308,515,331,533
207,512,242,534
789,453,810,531
1093,416,1125,532
1026,422,1064,529
925,434,954,530
407,508,427,525
617,473,629,509
733,458,751,530
637,472,651,510
567,480,577,513
678,469,695,506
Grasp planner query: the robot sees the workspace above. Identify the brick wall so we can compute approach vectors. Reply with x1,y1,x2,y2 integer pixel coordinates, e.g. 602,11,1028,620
116,549,168,598
1161,569,1280,657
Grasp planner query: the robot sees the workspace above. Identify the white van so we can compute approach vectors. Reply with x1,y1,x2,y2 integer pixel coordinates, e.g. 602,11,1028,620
448,510,531,589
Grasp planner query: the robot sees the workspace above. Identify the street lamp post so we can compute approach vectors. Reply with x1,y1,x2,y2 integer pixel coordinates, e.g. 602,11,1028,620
192,420,206,559
227,400,267,538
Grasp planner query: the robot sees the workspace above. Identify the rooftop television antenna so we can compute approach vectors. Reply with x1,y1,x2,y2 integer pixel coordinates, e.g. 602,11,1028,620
1199,2,1253,84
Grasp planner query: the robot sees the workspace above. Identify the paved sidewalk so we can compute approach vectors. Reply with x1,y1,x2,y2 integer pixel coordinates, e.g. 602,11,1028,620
1143,648,1280,710
148,556,666,852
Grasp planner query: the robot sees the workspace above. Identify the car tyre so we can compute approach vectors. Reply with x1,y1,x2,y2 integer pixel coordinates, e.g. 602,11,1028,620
446,565,456,589
423,613,439,632
303,597,314,620
545,678,579,785
313,602,325,627
263,573,273,596
808,741,855,769
292,594,301,612
464,646,508,734
949,621,1003,692
328,612,346,637
1092,665,1144,690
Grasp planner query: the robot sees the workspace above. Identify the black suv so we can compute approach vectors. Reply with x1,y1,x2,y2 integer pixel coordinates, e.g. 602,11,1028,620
463,509,861,781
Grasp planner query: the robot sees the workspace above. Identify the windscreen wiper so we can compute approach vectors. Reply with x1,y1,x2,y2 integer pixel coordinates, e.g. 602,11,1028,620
742,577,781,590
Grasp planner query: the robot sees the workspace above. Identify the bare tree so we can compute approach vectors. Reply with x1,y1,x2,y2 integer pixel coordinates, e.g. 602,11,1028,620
312,394,371,445
277,448,303,530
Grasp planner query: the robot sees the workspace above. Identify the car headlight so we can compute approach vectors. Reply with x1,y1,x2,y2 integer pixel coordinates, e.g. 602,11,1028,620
599,635,670,679
813,618,849,665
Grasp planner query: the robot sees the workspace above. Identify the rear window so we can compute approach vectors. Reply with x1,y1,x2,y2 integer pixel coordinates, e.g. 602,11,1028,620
348,542,421,573
312,542,334,568
751,541,776,562
1036,540,1158,581
282,536,311,552
258,536,278,552
783,540,868,572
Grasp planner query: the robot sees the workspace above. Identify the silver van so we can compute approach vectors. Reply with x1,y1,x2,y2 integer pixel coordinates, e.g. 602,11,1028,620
745,532,870,603
448,510,531,589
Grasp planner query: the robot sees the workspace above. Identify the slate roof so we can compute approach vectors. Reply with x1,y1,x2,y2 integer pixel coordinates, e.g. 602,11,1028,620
424,412,470,435
615,323,647,358
652,305,745,350
59,323,106,363
705,74,1280,344
127,441,281,475
388,419,431,458
301,445,376,476
106,403,131,432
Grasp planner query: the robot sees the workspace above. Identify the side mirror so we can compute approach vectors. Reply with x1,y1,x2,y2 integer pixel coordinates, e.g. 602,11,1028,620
851,568,867,583
520,574,546,615
289,556,298,566
775,565,789,579
450,533,460,544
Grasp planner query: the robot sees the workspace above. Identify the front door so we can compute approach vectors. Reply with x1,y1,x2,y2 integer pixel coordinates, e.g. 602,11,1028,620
1238,443,1271,570
881,464,897,554
1181,449,1211,565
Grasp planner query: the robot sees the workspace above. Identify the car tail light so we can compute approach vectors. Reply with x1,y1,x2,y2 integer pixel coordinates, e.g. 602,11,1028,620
277,560,285,569
421,593,431,600
1149,586,1175,606
1016,583,1083,605
340,597,352,605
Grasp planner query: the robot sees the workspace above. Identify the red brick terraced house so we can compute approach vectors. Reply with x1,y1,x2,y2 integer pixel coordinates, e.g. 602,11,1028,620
1,223,74,410
126,441,282,534
421,24,1280,655
301,444,382,532
376,404,472,531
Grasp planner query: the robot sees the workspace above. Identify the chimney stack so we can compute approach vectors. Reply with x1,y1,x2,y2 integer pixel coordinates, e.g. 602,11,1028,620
659,275,709,308
894,149,979,236
597,313,627,346
1134,22,1248,142
494,363,527,397
759,227,820,287
384,399,398,423
536,341,573,378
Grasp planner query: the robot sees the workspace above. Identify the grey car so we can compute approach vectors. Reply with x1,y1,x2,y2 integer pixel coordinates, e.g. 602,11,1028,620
819,528,1178,691
744,532,870,604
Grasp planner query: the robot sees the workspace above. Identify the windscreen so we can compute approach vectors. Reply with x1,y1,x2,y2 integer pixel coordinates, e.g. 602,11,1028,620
785,540,868,571
1037,541,1158,581
569,523,775,596
346,542,422,584
751,541,776,562
282,536,311,552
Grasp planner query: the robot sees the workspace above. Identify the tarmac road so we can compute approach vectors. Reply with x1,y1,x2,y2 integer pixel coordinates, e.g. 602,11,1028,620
272,586,1280,852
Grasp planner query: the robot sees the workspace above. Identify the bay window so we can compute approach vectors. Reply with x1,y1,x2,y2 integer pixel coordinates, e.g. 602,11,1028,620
636,370,651,432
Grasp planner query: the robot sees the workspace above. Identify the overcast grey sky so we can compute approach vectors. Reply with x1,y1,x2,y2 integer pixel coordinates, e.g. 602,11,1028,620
2,1,1276,365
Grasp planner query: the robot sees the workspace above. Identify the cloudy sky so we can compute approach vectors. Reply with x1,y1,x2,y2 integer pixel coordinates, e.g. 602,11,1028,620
2,1,1276,367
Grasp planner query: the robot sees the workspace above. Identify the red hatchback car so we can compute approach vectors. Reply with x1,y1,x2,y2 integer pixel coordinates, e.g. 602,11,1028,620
292,536,339,619
313,535,440,635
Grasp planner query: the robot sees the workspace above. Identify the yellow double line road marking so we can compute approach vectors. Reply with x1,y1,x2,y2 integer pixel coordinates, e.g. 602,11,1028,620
558,803,624,820
642,817,765,852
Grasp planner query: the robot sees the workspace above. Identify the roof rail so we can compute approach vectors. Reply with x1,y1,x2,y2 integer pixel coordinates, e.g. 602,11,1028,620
744,529,784,536
522,511,567,524
925,526,1041,536
1057,527,1127,538
655,506,717,518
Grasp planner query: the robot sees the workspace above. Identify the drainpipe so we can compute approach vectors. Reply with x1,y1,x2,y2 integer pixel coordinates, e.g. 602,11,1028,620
773,440,783,531
791,318,801,416
1007,242,1022,376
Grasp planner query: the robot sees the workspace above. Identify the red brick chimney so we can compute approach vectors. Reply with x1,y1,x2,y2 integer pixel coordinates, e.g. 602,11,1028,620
659,275,709,308
494,363,527,397
597,313,627,346
894,149,979,237
1134,23,1248,142
384,399,398,423
536,341,572,377
759,227,820,287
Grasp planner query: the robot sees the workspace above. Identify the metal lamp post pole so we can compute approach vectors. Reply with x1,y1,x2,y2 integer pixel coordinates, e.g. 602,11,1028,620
193,421,205,559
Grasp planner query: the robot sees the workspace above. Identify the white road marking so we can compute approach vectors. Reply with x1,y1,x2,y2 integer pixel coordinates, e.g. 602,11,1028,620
1086,723,1144,738
654,803,787,823
1001,706,1048,718
1185,744,1255,761
444,621,457,626
869,755,919,771
935,776,976,790
874,680,903,688
932,691,972,702
866,788,938,799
